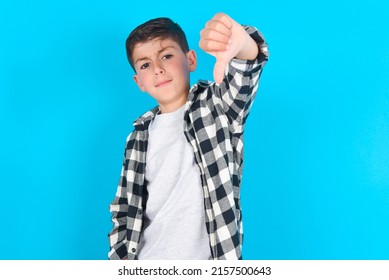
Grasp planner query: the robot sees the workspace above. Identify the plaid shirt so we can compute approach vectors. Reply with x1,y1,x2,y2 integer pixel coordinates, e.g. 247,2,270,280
108,25,269,260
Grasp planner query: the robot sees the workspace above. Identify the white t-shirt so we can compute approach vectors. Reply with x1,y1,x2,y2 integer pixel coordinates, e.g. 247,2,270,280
137,105,212,260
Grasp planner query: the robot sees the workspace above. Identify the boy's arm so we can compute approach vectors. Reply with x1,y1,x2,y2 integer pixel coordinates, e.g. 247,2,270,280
199,13,269,130
108,151,129,260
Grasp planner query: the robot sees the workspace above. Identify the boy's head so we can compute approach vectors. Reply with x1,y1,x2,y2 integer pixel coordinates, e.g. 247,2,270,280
126,18,190,70
125,17,197,113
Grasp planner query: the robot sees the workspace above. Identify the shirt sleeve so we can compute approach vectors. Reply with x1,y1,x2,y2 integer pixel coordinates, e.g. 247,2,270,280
214,25,269,133
108,143,130,260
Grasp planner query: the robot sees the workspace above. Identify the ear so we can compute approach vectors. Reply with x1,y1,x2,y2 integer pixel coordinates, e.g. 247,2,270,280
186,50,197,72
133,74,146,92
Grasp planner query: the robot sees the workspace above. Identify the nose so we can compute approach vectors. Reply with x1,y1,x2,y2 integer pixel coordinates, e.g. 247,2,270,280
154,62,165,75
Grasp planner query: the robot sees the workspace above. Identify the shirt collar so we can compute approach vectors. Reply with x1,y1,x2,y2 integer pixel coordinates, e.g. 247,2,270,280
132,106,160,131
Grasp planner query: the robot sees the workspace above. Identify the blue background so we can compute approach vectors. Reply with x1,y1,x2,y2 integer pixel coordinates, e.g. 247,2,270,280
1,0,388,260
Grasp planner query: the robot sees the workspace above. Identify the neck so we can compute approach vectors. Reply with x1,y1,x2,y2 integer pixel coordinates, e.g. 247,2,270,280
158,92,188,114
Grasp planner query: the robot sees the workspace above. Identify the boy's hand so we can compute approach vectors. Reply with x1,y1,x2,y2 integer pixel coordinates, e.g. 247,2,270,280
199,13,258,84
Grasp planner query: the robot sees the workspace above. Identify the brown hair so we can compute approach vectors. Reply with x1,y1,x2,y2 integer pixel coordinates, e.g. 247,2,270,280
125,17,189,71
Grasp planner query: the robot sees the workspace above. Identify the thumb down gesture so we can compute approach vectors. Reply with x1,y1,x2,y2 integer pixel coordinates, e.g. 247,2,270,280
199,13,259,84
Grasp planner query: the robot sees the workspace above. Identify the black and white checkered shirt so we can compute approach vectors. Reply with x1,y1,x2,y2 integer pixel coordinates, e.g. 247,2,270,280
108,25,269,260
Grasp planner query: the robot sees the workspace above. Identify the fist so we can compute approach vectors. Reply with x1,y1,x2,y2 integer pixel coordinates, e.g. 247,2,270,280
199,13,247,84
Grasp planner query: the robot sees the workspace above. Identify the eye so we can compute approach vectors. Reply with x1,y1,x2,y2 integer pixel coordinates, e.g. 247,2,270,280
140,62,150,69
162,54,173,60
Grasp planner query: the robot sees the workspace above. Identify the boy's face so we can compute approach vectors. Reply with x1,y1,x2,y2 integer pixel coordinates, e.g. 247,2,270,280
132,38,197,113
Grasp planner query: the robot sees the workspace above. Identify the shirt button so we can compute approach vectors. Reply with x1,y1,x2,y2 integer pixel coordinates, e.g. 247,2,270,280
131,248,136,253
137,209,142,215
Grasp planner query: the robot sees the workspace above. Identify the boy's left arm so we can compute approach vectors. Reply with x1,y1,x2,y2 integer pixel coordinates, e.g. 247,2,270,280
199,13,269,129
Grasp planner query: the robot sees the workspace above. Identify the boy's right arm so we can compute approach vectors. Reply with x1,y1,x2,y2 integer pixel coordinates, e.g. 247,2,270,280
199,13,269,132
108,151,129,260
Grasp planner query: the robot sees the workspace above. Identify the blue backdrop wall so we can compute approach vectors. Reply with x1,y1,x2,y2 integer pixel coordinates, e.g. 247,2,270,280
0,0,388,259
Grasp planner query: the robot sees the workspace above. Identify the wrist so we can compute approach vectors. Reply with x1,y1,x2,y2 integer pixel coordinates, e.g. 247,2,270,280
235,31,259,60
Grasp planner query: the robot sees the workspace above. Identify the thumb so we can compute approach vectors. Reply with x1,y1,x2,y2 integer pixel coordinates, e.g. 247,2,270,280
213,57,228,85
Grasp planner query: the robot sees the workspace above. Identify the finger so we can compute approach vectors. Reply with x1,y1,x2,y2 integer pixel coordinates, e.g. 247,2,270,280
214,58,228,84
205,19,232,37
212,13,233,29
200,28,231,44
199,39,229,53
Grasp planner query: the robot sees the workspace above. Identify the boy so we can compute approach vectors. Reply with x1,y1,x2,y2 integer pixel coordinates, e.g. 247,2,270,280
108,12,269,260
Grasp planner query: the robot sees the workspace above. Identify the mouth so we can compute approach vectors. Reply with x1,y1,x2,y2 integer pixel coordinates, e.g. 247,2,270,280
155,80,172,87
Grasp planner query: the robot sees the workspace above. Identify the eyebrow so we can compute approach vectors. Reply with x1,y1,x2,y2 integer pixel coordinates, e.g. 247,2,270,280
134,46,176,65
